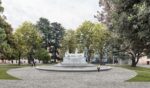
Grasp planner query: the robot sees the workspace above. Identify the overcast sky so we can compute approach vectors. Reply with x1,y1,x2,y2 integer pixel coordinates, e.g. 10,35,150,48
2,0,100,29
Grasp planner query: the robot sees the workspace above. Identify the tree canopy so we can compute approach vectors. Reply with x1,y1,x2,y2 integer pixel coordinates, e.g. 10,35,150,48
36,17,65,62
0,0,15,61
98,0,150,67
14,21,42,65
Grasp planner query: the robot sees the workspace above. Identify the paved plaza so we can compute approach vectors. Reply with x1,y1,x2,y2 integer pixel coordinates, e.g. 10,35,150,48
0,67,149,88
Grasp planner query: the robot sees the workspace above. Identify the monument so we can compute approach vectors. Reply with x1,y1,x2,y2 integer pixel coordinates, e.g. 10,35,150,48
36,49,112,72
59,49,90,66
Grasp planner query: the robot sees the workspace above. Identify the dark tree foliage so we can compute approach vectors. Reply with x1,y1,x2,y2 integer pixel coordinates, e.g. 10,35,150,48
98,0,150,67
36,18,65,63
36,17,52,48
51,22,65,46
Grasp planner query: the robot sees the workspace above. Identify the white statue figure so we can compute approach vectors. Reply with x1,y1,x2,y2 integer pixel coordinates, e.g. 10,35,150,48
65,50,69,57
75,48,78,54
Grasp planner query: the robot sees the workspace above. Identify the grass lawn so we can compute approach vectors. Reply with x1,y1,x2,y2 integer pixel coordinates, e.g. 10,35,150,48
119,65,150,82
0,64,30,80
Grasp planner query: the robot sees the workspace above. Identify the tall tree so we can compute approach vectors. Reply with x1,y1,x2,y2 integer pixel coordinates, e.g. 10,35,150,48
0,0,15,62
61,30,77,54
92,23,110,64
50,22,65,62
14,21,42,65
34,48,50,64
76,21,95,62
36,17,52,48
76,21,110,63
36,18,65,63
98,0,150,67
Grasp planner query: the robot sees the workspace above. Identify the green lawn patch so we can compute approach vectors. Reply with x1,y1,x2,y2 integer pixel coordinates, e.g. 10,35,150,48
119,65,150,82
0,64,30,80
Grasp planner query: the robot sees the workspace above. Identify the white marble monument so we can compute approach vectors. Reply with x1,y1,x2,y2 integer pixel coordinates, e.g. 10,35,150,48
60,49,88,66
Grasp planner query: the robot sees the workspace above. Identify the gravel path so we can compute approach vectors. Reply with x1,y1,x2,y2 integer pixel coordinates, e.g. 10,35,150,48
0,67,149,88
138,65,150,68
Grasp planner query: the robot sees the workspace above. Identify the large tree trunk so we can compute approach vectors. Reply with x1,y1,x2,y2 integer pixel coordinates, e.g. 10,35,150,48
18,57,21,66
131,58,136,67
18,52,21,66
86,47,90,63
130,51,140,67
131,57,140,67
99,52,103,65
87,52,91,63
28,53,32,64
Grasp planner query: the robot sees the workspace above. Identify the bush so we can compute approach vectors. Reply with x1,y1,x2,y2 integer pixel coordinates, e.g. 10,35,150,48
35,48,50,64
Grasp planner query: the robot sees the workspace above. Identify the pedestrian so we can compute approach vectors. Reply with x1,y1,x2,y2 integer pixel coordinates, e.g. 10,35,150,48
97,65,100,72
33,61,36,67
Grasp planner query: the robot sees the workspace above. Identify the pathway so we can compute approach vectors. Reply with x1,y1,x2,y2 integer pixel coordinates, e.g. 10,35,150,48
0,67,149,88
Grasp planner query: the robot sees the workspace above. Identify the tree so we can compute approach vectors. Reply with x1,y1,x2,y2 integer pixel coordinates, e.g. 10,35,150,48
0,0,15,62
94,0,115,27
98,0,150,67
76,21,110,63
36,18,65,63
50,22,65,62
34,48,50,64
76,21,95,62
92,23,110,64
14,21,42,65
36,17,51,49
0,28,6,46
61,30,77,55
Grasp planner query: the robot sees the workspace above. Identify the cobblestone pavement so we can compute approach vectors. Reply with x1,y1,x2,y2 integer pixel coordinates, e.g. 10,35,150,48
0,67,149,88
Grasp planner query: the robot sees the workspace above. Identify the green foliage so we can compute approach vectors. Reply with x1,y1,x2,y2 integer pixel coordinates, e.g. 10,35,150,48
61,30,77,54
76,21,110,52
36,18,65,48
76,21,94,49
36,18,52,47
14,21,42,63
92,23,110,52
36,17,51,43
0,28,6,44
36,17,65,62
49,21,110,63
0,42,14,59
99,0,150,67
35,48,50,64
0,1,15,60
